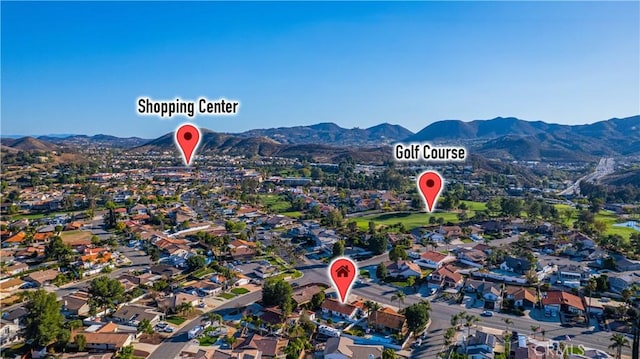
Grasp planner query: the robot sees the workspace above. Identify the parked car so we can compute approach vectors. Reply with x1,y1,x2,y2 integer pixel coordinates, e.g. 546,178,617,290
481,310,493,317
164,326,174,333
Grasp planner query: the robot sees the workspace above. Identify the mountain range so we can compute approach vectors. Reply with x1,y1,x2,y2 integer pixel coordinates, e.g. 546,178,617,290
2,115,639,162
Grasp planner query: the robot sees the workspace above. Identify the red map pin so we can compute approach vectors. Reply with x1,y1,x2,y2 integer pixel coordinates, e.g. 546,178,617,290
175,124,201,166
417,171,444,212
329,257,357,303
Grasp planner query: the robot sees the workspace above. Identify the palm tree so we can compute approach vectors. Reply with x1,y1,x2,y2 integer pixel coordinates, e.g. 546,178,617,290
204,312,223,325
391,291,406,310
179,301,193,317
609,333,630,359
530,325,539,339
364,301,382,328
464,314,480,355
503,318,513,335
586,278,597,320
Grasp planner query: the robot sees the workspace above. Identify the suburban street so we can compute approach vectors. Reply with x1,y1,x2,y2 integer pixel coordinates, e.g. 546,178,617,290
147,253,630,359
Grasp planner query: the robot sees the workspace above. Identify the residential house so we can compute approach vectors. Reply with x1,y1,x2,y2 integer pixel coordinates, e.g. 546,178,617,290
323,337,383,359
428,266,463,289
112,305,163,326
62,291,91,317
541,291,585,315
24,269,59,287
613,256,640,272
189,280,223,297
291,285,324,307
482,283,502,310
500,257,534,275
0,322,21,346
464,330,497,359
368,307,407,334
455,248,488,268
80,332,133,351
234,333,288,358
2,262,28,276
439,226,462,240
156,292,200,313
0,278,24,299
415,251,455,269
608,271,640,294
555,265,589,288
385,260,422,279
321,299,358,321
150,264,183,279
504,286,537,309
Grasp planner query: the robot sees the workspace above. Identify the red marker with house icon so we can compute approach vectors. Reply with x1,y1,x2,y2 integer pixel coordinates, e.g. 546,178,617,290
329,257,357,303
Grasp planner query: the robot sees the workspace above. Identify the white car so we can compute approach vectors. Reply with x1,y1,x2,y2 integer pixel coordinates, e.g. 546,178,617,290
164,326,174,333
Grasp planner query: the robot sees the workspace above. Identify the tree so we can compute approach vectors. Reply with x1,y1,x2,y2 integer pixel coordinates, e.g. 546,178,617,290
502,318,513,334
179,301,194,316
407,276,416,293
463,314,480,348
444,327,457,346
310,291,326,310
284,337,311,359
88,276,125,315
332,240,345,258
391,291,406,309
403,301,431,334
609,333,630,359
376,263,387,281
389,246,408,261
262,277,293,308
205,312,224,325
382,348,397,359
45,236,73,268
368,233,389,255
368,221,376,234
186,255,206,272
24,290,67,348
138,318,154,334
75,334,87,351
364,300,382,328
115,345,134,359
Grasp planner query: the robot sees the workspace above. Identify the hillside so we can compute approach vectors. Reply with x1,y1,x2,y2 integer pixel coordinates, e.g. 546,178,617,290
134,129,390,164
407,115,640,161
39,134,150,148
239,122,413,146
3,137,58,151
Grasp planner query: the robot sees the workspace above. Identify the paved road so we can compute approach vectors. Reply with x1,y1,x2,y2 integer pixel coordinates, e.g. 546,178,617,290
148,252,631,359
559,157,614,196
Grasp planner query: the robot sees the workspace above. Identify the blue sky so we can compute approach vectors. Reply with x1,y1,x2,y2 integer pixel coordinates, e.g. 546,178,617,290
2,1,639,138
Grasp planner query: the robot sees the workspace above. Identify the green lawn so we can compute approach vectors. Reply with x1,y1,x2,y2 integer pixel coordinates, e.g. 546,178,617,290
231,287,250,295
281,211,303,218
259,194,292,212
199,335,218,346
166,316,186,325
552,207,636,240
218,292,236,300
353,211,461,231
461,201,487,211
191,268,214,279
389,281,409,287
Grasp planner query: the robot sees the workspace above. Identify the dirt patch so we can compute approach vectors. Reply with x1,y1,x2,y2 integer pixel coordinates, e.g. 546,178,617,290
133,349,150,358
139,333,163,345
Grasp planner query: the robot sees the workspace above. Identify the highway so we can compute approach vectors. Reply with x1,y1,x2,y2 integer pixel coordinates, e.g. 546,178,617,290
559,157,615,196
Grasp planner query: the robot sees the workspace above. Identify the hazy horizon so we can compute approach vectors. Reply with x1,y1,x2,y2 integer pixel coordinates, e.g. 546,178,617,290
2,114,638,139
